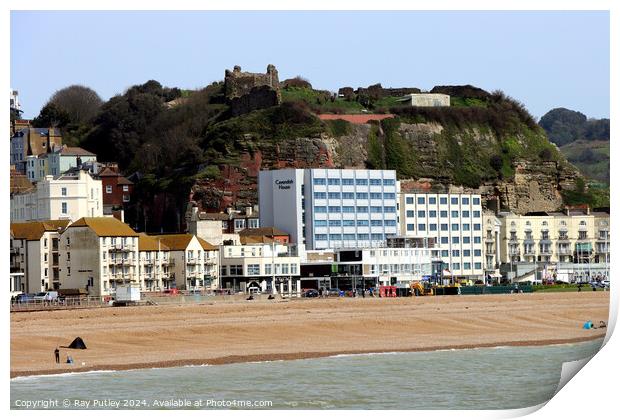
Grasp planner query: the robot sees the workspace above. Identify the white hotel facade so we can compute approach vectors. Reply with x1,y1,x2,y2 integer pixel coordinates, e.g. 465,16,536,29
259,168,400,251
399,192,484,279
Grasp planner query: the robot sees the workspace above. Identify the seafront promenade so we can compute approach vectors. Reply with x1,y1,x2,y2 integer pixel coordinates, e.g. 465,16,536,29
10,291,608,378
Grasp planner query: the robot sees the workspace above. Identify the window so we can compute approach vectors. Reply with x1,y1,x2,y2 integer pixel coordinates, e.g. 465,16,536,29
406,210,414,218
429,197,436,205
441,237,449,244
123,195,130,202
463,224,470,231
371,220,383,226
315,206,327,213
384,206,396,213
463,263,471,270
463,250,471,257
383,179,395,186
474,224,481,231
462,210,470,218
342,192,355,199
329,220,342,227
356,179,368,186
342,219,355,226
429,210,437,218
327,178,340,186
369,179,382,186
371,233,383,240
229,265,243,275
357,234,369,240
313,178,326,185
462,197,469,205
264,264,271,275
452,263,460,270
452,237,460,244
290,264,298,275
234,219,246,230
315,234,327,241
474,262,482,270
474,249,482,257
329,234,342,240
61,187,67,196
451,210,459,218
441,250,449,257
452,250,460,257
441,224,448,231
342,178,354,185
247,264,260,275
417,197,425,205
355,192,368,199
418,210,426,218
357,206,369,213
314,192,326,199
343,234,356,241
463,237,471,244
328,206,341,213
385,220,397,227
106,185,112,194
357,220,369,226
315,220,327,227
429,223,437,231
418,224,426,231
343,206,355,213
123,185,129,192
474,237,482,244
61,202,68,214
407,224,414,231
451,224,459,231
371,206,383,213
384,193,395,199
248,219,259,229
473,211,480,218
440,210,448,218
451,197,458,205
370,192,382,199
406,197,414,204
473,197,480,205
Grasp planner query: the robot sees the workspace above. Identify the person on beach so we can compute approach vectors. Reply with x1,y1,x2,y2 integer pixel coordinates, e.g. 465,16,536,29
54,347,60,363
66,354,73,364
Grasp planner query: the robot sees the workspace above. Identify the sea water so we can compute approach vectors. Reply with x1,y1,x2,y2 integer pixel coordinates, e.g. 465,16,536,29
11,339,603,410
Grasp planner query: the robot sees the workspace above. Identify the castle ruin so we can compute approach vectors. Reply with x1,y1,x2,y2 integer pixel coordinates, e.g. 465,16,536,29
224,65,282,116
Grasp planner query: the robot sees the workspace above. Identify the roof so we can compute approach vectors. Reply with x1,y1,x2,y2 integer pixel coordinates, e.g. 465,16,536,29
138,233,170,251
239,235,275,245
239,227,289,237
317,114,395,124
154,234,194,251
197,237,218,251
10,220,70,241
197,212,230,221
60,146,96,156
69,217,138,237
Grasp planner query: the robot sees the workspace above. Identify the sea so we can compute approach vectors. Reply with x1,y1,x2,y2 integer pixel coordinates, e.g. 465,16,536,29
11,338,603,410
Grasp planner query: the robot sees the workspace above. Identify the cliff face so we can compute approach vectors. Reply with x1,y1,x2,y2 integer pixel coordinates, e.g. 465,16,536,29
189,119,581,215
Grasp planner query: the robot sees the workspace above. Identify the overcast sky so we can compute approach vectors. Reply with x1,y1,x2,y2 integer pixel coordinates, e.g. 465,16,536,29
11,10,610,120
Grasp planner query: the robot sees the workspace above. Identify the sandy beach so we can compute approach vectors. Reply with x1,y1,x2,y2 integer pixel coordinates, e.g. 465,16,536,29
10,292,609,378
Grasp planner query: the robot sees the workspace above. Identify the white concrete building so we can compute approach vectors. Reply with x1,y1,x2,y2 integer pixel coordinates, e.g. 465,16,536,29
137,234,172,291
398,93,450,107
10,170,103,222
154,234,219,291
220,242,301,294
10,220,70,294
259,168,400,251
59,217,140,296
399,192,484,279
483,211,502,280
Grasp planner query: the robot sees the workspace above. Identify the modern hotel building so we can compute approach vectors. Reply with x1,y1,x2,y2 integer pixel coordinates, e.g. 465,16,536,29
259,168,400,251
399,192,484,279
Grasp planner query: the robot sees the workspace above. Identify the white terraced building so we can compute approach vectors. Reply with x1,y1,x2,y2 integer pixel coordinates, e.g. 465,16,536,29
259,168,400,251
399,192,484,280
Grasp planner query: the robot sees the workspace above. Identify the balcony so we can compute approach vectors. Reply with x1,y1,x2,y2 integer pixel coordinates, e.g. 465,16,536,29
557,248,572,255
539,249,553,256
509,249,520,256
110,243,132,252
186,257,199,265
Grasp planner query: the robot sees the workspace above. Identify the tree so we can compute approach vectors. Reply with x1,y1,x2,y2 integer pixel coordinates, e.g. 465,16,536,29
47,85,103,125
32,102,71,127
538,108,587,146
490,154,503,172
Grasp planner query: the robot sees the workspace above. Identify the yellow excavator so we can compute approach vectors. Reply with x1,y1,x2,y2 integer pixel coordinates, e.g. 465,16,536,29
410,281,434,296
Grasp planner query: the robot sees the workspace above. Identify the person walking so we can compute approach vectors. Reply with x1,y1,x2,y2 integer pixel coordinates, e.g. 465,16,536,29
54,347,60,364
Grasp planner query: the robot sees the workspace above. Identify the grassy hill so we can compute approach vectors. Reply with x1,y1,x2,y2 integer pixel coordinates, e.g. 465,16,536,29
559,139,609,185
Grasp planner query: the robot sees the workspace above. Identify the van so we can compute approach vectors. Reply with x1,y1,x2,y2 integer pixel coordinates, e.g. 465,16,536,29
33,291,59,302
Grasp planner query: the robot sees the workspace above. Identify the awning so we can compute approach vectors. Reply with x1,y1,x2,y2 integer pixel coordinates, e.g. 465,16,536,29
575,243,593,252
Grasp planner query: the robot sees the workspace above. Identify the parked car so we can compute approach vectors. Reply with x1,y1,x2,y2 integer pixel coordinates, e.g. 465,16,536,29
303,289,319,298
14,293,36,304
328,288,341,297
163,288,179,295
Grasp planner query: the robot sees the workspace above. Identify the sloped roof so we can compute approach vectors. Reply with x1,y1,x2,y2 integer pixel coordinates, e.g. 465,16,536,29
70,217,138,237
239,227,289,237
197,212,230,221
138,233,170,251
239,235,275,245
197,237,218,251
154,234,194,250
60,146,96,156
11,220,70,241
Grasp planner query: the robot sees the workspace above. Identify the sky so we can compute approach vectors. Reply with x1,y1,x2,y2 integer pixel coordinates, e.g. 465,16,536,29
10,10,610,120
